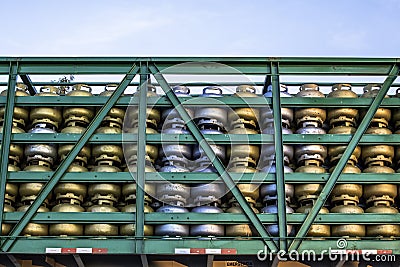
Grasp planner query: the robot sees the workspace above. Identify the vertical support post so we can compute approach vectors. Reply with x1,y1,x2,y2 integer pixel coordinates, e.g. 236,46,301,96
149,63,279,252
271,62,287,251
135,63,147,254
288,64,400,251
1,64,139,252
0,62,17,238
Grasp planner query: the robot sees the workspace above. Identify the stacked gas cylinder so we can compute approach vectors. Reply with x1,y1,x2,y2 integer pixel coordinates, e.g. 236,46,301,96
3,81,400,240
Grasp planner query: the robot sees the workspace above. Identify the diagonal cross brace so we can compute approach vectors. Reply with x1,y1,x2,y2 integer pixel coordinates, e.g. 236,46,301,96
149,63,279,252
0,64,140,252
289,64,400,251
0,63,18,236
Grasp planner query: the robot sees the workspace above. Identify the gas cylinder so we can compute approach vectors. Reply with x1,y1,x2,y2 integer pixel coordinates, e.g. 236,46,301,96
296,205,330,238
327,84,359,127
99,84,126,128
2,204,15,235
331,204,366,237
329,145,361,166
362,145,394,166
228,122,259,162
155,205,189,237
261,204,294,236
194,87,228,130
20,164,53,204
295,144,327,167
260,183,294,204
49,203,85,236
361,84,391,127
88,183,121,204
85,205,119,236
227,159,259,203
18,205,49,236
295,84,326,128
92,127,124,166
63,84,94,127
120,204,154,236
330,164,362,204
30,86,62,130
193,127,226,163
0,83,29,130
24,127,57,167
159,127,192,160
228,85,259,128
363,183,397,205
127,84,161,130
225,203,259,237
191,163,225,205
295,184,323,204
124,126,158,164
161,85,193,124
0,126,25,166
190,205,224,237
59,126,91,166
123,161,156,203
53,183,87,204
261,84,293,129
5,182,18,204
156,183,190,206
366,203,400,238
261,126,294,165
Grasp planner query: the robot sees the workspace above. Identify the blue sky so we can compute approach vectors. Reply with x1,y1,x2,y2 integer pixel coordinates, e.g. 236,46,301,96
1,0,399,57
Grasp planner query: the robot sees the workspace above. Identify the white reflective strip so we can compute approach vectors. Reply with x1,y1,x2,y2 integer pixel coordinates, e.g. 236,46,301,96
205,249,221,254
330,250,346,254
175,248,190,254
76,248,93,254
362,250,378,254
46,248,62,254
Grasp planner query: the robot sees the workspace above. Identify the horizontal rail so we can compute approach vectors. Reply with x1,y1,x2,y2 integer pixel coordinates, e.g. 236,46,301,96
1,213,399,224
5,172,400,183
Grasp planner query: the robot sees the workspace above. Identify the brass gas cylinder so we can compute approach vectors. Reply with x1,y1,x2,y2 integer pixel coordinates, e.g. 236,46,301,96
30,86,62,130
361,84,391,127
88,183,121,204
329,145,361,165
227,127,260,163
327,84,359,127
92,127,124,166
228,85,259,128
295,161,326,174
0,83,30,129
5,182,18,204
63,84,94,127
127,85,161,130
123,160,156,202
295,184,323,204
261,84,293,129
0,125,25,166
54,183,87,203
120,204,154,236
124,127,158,163
365,203,400,238
18,205,49,236
59,126,91,165
99,84,126,128
330,164,362,204
225,203,259,237
295,84,326,127
331,204,366,237
49,203,85,236
365,127,392,135
85,205,119,236
227,159,259,202
296,205,330,238
362,145,394,166
2,204,15,235
364,183,397,205
20,164,53,203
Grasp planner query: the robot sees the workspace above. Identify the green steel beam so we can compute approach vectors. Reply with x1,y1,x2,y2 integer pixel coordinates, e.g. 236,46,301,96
6,96,400,108
19,74,37,95
134,63,148,254
2,212,400,224
289,64,400,252
149,63,279,252
270,62,287,251
0,64,140,252
0,62,18,236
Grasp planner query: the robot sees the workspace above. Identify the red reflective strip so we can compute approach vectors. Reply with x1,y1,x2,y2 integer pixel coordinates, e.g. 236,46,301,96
377,250,393,254
61,248,76,254
221,248,237,254
346,250,362,254
190,248,206,254
93,248,108,254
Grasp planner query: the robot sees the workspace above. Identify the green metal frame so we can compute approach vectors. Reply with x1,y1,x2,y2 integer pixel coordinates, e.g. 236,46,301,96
0,57,399,255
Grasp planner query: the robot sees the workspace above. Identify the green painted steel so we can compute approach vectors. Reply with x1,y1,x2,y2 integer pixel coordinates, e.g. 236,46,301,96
0,64,140,252
149,63,280,251
271,62,288,250
0,63,18,235
289,64,400,252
